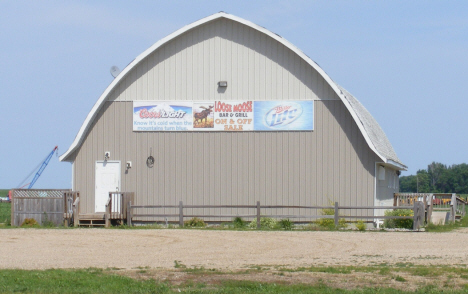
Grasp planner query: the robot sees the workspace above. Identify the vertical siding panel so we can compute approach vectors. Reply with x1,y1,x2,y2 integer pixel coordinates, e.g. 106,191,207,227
225,20,232,101
264,36,272,101
174,34,182,100
264,133,272,204
147,52,154,99
317,102,324,205
186,30,193,101
310,102,317,206
159,47,165,99
351,112,358,210
213,24,219,101
356,127,363,211
332,101,340,203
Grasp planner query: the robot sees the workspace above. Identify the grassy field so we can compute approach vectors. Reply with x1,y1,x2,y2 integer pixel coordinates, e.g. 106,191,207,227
0,202,10,225
0,266,468,293
0,189,11,226
0,189,9,198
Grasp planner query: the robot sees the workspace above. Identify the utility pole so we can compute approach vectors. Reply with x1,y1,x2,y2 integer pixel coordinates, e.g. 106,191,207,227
417,174,419,193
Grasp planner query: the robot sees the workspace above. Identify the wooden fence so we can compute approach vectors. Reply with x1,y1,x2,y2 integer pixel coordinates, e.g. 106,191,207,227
394,193,467,224
127,201,426,230
11,189,70,226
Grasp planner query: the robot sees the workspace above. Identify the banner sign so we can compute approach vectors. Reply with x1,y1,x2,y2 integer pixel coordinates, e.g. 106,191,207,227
133,100,313,131
254,101,313,131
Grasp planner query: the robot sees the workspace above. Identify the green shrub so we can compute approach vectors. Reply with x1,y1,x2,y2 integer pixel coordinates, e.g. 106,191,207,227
184,217,206,228
42,213,55,228
249,217,277,229
356,220,366,231
21,218,39,227
232,217,246,229
278,219,293,230
383,209,413,229
317,202,347,229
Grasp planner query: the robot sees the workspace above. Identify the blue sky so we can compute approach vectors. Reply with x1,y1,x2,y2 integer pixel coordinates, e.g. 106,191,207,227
1,1,467,189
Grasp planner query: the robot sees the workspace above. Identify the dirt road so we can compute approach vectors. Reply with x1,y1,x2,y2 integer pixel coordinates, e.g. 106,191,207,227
1,229,468,270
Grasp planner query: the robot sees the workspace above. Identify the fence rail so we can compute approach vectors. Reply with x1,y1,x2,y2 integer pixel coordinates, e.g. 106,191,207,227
128,201,425,230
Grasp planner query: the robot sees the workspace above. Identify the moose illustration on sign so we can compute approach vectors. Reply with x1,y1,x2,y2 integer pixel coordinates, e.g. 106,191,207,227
193,105,214,128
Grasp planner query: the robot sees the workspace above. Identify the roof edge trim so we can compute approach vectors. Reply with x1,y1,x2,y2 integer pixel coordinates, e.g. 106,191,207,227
60,11,391,164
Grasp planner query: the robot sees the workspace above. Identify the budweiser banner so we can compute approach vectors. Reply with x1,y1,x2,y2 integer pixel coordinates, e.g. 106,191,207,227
133,100,313,131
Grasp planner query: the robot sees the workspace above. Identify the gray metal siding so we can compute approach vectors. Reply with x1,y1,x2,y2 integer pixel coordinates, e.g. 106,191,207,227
72,17,380,217
108,18,337,103
74,100,378,216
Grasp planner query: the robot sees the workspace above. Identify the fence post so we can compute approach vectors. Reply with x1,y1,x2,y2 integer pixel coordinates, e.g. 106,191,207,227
63,192,68,227
334,202,339,227
256,201,261,230
127,201,132,227
179,201,184,227
413,201,424,231
423,195,427,223
427,194,433,224
450,193,456,223
73,196,80,227
10,190,15,226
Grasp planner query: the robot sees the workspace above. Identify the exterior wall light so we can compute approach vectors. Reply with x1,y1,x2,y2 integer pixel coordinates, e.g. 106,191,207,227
218,81,228,87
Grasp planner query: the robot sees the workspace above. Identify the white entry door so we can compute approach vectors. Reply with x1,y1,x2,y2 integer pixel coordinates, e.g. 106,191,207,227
95,161,120,213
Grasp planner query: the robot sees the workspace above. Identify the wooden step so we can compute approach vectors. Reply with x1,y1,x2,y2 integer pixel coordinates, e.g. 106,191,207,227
78,219,106,227
78,213,106,227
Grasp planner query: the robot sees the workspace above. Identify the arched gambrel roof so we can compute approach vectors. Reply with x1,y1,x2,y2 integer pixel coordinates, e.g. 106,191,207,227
60,12,406,170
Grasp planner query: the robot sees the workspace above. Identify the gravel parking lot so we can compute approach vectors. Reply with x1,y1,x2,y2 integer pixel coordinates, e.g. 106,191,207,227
1,228,468,270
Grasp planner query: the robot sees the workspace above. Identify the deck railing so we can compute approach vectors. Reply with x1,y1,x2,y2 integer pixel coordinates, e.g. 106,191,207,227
127,201,426,230
63,191,79,226
105,192,134,227
394,193,468,224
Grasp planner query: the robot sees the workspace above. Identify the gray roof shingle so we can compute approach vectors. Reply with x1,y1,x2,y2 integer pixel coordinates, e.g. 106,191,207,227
336,85,406,168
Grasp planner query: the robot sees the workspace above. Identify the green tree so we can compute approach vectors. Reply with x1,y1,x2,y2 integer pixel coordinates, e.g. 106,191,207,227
399,162,468,194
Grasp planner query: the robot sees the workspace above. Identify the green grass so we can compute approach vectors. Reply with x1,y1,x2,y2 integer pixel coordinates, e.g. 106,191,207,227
0,201,11,225
275,264,468,279
2,267,468,293
0,189,9,198
0,189,11,226
425,213,468,232
0,268,171,293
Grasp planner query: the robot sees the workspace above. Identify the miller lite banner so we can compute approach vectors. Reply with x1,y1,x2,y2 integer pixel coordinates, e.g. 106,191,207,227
133,100,313,131
254,101,313,131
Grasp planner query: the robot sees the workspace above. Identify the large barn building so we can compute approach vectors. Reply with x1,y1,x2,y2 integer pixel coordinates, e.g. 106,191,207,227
60,12,406,222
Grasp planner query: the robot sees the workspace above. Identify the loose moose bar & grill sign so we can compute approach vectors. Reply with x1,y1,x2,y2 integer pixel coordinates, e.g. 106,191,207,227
133,100,313,131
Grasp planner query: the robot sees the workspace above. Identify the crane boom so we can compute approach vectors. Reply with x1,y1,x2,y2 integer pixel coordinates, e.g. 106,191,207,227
28,146,58,189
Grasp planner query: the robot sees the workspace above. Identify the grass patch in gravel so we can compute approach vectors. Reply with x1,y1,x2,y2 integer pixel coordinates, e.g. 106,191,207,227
0,268,170,293
2,267,468,293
